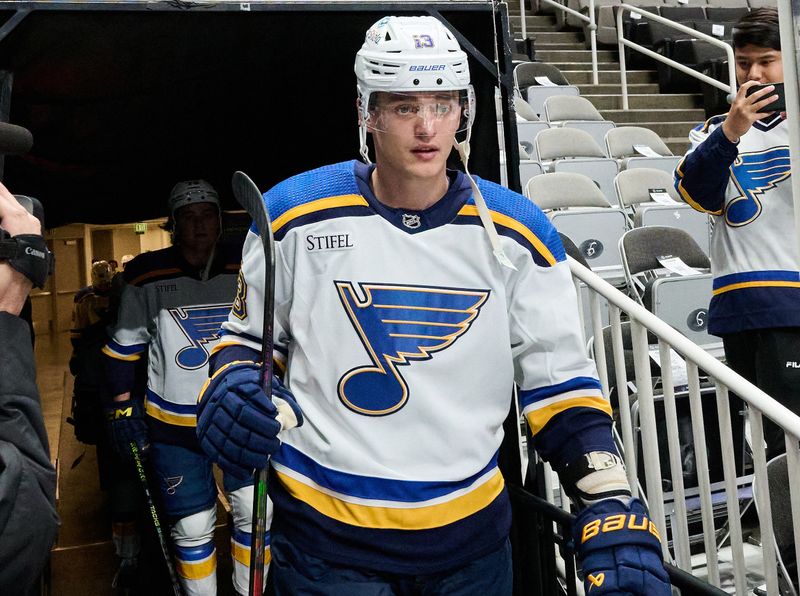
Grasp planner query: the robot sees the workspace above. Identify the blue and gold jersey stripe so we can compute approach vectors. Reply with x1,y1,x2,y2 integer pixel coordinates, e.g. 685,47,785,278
712,270,800,296
144,388,197,427
102,339,146,361
271,445,504,530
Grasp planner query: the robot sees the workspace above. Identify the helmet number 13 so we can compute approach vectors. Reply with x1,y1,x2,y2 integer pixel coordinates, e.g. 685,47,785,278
413,34,434,49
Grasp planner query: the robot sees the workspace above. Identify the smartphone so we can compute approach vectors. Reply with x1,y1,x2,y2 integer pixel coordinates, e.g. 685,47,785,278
745,82,786,113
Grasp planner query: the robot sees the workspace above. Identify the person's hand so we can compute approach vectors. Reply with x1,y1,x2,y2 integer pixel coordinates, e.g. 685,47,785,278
722,81,781,143
106,397,149,462
196,362,303,479
573,498,671,595
0,181,41,315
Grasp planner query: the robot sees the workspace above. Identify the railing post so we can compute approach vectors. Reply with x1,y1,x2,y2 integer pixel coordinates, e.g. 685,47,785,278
589,0,598,86
616,6,629,110
518,0,527,45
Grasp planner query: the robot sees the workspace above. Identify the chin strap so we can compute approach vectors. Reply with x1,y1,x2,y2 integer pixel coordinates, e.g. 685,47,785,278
359,123,372,165
453,134,516,271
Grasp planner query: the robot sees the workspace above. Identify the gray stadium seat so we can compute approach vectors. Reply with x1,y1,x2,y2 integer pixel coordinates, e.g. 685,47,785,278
543,95,604,123
605,126,676,170
526,172,627,281
514,63,580,118
619,226,715,346
519,160,544,189
517,121,551,162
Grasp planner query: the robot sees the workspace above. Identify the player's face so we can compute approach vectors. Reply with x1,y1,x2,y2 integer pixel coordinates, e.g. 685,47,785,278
368,91,462,180
175,203,220,253
734,45,783,85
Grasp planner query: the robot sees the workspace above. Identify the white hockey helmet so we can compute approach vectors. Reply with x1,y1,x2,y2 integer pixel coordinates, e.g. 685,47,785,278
355,16,476,161
168,179,220,216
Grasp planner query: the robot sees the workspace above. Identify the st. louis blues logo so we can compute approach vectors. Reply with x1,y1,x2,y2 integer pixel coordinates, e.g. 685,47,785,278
335,281,490,416
169,304,232,370
727,147,791,227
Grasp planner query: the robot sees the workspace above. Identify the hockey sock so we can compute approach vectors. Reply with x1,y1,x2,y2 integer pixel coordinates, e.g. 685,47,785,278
231,527,270,595
174,540,217,596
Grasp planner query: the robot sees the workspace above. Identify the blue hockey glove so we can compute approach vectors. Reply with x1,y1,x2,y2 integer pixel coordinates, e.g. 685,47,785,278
573,498,671,595
196,362,303,480
106,398,149,462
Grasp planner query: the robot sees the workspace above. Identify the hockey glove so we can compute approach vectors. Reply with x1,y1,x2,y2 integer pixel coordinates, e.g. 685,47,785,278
106,398,149,462
573,498,671,595
196,361,303,480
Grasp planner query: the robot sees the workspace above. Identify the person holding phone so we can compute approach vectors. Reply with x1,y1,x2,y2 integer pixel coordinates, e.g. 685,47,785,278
675,7,796,460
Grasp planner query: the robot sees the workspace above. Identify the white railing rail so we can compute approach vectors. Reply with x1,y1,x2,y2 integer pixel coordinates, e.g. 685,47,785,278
518,0,527,41
538,0,599,85
563,255,800,595
616,3,737,110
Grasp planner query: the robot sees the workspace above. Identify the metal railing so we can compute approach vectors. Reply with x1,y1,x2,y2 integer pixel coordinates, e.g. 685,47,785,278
616,3,736,110
527,0,599,85
557,255,800,595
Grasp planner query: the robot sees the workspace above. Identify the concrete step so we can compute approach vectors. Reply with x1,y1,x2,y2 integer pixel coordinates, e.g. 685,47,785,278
532,43,588,50
514,25,563,33
583,93,702,110
564,70,657,84
551,61,622,71
577,83,660,94
535,49,618,63
623,121,699,138
508,15,557,26
523,31,583,43
600,108,707,123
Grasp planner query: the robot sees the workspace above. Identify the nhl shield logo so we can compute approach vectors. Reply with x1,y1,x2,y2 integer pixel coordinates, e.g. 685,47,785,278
402,213,421,229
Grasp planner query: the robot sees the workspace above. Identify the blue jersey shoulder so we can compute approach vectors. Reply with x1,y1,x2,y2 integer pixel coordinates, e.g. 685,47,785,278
265,161,362,223
122,247,180,287
473,176,565,263
697,113,728,133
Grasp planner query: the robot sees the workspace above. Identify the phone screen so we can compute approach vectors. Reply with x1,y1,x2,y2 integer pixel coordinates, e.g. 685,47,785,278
745,82,786,113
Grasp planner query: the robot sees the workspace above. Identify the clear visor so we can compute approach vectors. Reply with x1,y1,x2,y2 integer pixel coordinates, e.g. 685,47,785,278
362,88,474,135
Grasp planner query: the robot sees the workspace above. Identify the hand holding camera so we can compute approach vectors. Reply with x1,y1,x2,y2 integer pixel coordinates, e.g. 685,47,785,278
0,181,48,315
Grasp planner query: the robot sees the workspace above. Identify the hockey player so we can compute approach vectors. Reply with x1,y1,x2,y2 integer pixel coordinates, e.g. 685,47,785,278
103,180,252,595
197,16,670,595
71,260,143,590
675,8,797,460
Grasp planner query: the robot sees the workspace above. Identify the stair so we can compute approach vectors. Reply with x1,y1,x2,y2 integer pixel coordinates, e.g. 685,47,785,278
508,11,701,155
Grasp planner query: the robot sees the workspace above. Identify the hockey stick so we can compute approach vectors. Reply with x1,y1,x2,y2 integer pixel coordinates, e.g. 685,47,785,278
231,171,275,596
130,442,183,596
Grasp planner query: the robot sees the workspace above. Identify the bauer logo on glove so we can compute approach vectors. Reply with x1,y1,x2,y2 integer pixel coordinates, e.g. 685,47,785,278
580,511,662,544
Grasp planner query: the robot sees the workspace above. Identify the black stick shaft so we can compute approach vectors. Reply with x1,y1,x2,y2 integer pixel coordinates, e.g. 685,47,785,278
131,442,183,596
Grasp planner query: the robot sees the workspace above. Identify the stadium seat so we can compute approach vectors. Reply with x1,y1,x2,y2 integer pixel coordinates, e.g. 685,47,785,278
526,172,627,281
605,126,675,170
614,168,711,257
517,120,551,162
519,160,545,189
705,6,750,21
514,62,580,118
543,95,604,122
618,226,714,347
536,127,619,202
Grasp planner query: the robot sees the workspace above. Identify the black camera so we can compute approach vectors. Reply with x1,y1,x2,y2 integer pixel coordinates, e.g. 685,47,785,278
0,194,53,287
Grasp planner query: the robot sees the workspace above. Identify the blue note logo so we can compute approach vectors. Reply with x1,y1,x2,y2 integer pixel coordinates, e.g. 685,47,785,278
335,281,490,416
727,147,791,227
169,304,232,370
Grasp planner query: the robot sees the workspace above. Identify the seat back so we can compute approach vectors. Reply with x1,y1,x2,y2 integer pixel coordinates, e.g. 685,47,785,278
526,86,581,119
634,204,711,256
605,126,673,159
614,167,679,208
625,155,683,174
561,121,616,155
517,121,550,161
514,62,570,89
536,127,607,161
619,225,710,278
525,171,611,209
544,95,604,122
553,158,620,205
519,160,544,189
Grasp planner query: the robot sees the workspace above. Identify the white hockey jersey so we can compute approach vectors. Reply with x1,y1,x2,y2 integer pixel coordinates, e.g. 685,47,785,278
104,245,240,447
676,114,798,335
212,161,612,573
